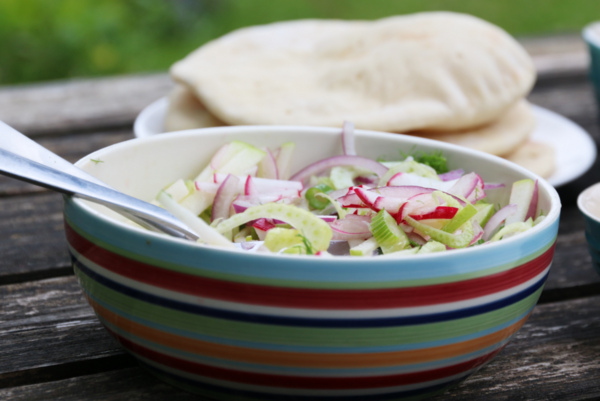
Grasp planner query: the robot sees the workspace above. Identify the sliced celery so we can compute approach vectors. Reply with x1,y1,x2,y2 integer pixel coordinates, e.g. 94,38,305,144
442,203,477,233
371,210,410,254
404,215,474,248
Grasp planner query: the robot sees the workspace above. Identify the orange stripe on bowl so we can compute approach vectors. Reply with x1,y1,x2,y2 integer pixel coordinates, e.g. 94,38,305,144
89,297,529,368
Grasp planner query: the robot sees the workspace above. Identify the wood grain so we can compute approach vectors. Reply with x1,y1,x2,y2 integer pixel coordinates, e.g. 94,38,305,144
0,74,172,136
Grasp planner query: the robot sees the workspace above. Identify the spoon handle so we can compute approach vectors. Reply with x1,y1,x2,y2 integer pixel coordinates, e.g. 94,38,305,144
0,147,199,241
0,121,110,186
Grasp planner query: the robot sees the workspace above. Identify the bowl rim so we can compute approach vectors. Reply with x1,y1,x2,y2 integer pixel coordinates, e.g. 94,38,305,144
71,125,562,262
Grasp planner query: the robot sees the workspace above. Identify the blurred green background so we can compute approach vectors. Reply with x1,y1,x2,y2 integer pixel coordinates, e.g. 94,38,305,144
2,0,599,85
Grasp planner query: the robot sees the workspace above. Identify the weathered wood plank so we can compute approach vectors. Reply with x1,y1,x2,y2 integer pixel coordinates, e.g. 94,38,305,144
528,78,599,131
0,193,71,279
0,130,135,279
434,295,600,400
0,277,124,387
0,74,172,136
0,368,197,401
1,284,599,400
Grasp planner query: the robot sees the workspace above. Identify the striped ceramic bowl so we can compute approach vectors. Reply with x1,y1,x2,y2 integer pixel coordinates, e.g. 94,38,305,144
66,126,561,400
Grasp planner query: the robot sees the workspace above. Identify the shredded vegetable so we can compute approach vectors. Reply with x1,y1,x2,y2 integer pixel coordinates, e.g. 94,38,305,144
155,125,544,256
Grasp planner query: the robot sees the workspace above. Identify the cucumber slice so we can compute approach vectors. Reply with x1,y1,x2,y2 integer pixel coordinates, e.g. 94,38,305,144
404,215,474,248
371,210,410,254
215,203,332,252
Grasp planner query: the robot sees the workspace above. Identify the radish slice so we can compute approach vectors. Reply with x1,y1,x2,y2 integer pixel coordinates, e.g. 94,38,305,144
410,206,459,221
338,185,435,213
447,172,485,202
290,155,388,183
341,121,356,156
211,174,241,222
213,173,302,197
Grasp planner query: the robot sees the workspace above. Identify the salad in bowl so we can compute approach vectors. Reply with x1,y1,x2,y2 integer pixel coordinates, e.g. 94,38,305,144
155,122,544,257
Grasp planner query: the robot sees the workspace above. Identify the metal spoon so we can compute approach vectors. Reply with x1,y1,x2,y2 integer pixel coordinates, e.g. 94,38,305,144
0,121,199,241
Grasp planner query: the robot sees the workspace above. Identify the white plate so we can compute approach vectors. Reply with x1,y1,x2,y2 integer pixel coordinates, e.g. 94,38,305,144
133,98,596,187
529,105,596,187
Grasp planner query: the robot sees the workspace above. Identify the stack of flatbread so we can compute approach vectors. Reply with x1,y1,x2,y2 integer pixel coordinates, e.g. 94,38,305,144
165,12,555,178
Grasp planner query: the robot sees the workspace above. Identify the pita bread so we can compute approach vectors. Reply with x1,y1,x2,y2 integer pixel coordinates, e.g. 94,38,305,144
171,12,535,132
504,140,555,178
164,85,224,132
410,99,535,156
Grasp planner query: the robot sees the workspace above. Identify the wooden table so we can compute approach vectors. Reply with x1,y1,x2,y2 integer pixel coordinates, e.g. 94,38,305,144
1,34,600,400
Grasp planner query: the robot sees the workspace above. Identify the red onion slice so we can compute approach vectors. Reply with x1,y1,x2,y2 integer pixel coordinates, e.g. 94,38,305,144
244,175,257,197
482,204,518,241
290,155,388,183
438,169,464,181
211,174,241,222
330,214,372,241
525,180,539,221
483,183,506,190
469,223,484,245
